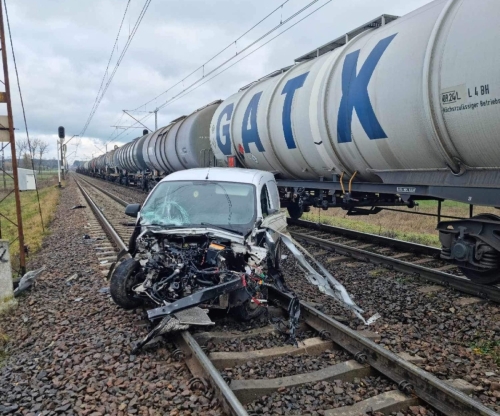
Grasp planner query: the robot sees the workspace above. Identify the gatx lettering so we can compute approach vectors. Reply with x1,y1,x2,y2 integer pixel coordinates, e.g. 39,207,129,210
281,72,309,149
337,34,397,143
216,103,234,156
242,92,265,153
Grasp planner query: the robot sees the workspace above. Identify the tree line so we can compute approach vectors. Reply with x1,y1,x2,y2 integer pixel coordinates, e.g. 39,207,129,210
14,138,51,172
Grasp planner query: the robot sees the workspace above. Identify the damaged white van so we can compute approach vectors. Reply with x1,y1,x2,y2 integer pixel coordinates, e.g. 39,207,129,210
110,167,375,352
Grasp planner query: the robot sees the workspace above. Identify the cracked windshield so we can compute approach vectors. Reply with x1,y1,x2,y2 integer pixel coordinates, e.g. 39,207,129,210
140,181,256,233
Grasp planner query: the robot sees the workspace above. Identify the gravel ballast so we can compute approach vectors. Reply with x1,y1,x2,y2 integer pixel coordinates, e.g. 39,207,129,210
0,177,222,415
280,239,500,412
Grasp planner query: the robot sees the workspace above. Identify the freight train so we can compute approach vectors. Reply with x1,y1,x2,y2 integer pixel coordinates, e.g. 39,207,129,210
78,0,500,284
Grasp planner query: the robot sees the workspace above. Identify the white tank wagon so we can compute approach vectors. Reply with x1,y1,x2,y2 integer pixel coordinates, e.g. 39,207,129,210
209,0,500,283
92,149,119,178
212,0,500,185
87,101,222,187
142,100,221,174
82,0,500,284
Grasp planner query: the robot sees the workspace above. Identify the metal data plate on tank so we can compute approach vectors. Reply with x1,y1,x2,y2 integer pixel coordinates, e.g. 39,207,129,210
435,0,500,169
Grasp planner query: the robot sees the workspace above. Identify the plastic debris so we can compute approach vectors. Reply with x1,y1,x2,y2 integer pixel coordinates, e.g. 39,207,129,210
13,266,46,297
66,273,78,283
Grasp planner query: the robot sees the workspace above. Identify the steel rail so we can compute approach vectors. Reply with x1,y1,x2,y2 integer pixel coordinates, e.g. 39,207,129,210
77,175,130,207
87,173,149,194
268,286,497,416
76,174,498,414
75,177,129,255
175,331,248,416
287,217,441,257
290,231,500,303
74,176,247,416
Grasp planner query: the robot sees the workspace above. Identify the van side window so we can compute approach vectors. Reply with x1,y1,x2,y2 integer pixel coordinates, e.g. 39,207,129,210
260,185,270,218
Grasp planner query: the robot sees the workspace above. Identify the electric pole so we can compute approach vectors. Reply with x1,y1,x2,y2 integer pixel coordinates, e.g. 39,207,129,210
149,107,159,130
0,0,26,273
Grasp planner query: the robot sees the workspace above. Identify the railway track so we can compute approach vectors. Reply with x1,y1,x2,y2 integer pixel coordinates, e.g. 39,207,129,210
287,218,500,303
73,174,498,416
79,174,500,303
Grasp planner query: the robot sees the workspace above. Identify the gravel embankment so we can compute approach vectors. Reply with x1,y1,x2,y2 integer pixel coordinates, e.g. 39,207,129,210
0,177,222,416
281,241,500,412
245,376,438,416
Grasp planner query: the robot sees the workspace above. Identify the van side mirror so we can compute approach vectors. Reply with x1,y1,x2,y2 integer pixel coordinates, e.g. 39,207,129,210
125,203,141,218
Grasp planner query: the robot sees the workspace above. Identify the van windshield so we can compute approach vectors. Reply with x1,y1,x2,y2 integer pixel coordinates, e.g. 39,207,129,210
140,180,256,235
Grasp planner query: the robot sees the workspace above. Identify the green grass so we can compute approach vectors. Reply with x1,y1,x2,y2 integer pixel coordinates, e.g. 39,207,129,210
0,332,8,368
0,181,61,272
471,339,500,366
0,171,59,188
303,211,441,247
414,199,478,209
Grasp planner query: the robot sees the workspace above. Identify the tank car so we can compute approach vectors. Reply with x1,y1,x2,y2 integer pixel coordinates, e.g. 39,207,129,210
108,101,221,190
209,0,500,284
86,0,500,284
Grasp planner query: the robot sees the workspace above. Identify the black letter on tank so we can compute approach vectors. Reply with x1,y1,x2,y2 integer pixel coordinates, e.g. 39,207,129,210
242,92,265,153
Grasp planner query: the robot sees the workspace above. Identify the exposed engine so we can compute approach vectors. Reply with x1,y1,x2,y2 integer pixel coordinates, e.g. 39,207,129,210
130,230,268,311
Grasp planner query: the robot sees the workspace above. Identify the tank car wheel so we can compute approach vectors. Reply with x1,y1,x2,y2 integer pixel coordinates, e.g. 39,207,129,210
110,258,144,309
459,267,500,285
287,202,304,219
458,213,500,285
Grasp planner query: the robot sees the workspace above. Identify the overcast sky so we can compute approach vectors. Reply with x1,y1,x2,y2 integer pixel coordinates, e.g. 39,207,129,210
5,0,433,162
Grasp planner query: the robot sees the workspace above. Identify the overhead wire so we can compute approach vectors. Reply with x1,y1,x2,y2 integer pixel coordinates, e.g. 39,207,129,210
79,0,152,139
110,0,326,143
83,0,131,134
132,0,292,112
106,0,296,147
4,0,44,232
156,0,333,111
109,0,332,143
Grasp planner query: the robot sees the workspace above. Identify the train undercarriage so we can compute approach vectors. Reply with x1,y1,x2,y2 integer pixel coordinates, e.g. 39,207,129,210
77,166,500,285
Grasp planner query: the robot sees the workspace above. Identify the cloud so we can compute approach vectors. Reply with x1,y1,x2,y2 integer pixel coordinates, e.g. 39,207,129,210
5,0,434,162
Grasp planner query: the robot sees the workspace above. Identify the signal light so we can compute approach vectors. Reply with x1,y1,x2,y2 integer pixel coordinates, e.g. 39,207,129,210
227,156,236,167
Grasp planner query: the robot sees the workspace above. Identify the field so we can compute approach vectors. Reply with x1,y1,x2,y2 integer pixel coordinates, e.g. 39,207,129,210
0,170,59,190
302,200,498,247
0,172,61,273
